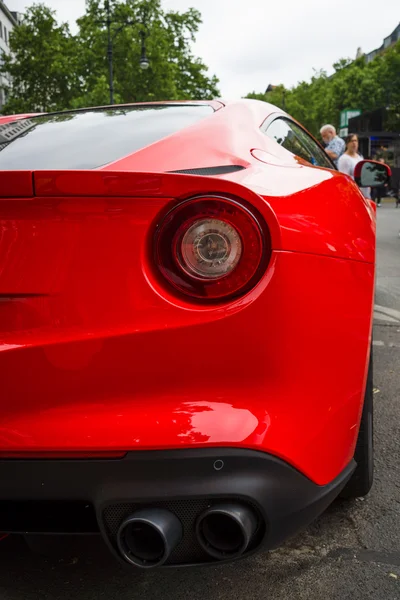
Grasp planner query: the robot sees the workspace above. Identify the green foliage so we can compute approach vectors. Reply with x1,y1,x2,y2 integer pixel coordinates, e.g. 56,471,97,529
0,0,219,114
0,4,80,113
246,41,400,136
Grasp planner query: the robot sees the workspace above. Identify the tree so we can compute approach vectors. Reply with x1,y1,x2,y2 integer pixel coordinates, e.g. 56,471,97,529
0,4,79,113
73,0,219,106
0,0,219,114
245,41,400,137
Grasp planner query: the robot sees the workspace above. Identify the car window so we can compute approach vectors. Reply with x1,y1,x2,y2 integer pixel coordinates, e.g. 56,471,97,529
264,118,334,169
0,104,214,170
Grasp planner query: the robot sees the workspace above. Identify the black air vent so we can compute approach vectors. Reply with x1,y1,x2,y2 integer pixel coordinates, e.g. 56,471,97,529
0,119,35,144
169,165,246,176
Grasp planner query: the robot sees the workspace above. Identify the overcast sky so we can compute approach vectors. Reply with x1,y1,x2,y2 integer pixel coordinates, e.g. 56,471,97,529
7,0,400,98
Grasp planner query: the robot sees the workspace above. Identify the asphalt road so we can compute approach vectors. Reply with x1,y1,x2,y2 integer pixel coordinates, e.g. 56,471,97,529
1,202,400,600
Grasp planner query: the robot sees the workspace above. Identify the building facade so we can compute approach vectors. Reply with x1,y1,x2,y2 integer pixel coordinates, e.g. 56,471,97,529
0,1,21,111
365,23,400,63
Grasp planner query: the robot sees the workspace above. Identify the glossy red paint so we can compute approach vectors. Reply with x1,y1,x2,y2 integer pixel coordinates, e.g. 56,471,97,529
0,171,34,197
0,248,373,484
0,100,376,486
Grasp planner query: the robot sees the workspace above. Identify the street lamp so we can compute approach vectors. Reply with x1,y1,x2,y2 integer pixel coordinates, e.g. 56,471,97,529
139,30,150,70
104,0,150,105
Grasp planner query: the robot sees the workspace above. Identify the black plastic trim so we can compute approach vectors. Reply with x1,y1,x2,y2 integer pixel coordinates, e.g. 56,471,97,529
0,448,355,567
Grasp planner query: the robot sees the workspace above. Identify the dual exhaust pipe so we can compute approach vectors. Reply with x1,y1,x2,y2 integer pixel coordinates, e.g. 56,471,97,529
117,503,258,568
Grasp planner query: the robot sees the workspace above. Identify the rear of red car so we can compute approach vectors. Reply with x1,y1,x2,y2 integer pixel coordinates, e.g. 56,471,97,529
0,102,375,568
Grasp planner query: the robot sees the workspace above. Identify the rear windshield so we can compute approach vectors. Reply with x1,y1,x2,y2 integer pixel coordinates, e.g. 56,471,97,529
0,104,214,170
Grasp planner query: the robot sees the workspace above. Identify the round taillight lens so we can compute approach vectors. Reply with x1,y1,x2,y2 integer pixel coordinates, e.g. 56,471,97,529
179,218,242,279
154,196,270,301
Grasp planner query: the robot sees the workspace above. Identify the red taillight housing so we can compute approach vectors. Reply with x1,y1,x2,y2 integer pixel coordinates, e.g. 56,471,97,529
154,196,270,301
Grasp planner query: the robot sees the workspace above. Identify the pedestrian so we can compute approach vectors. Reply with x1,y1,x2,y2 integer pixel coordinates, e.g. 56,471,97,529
320,124,345,167
371,157,387,206
337,134,371,199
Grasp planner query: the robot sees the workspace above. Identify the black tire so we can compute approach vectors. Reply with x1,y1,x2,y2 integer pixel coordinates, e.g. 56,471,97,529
341,347,374,498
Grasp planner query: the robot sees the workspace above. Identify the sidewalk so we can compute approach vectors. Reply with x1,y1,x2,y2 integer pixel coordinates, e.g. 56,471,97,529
377,197,399,206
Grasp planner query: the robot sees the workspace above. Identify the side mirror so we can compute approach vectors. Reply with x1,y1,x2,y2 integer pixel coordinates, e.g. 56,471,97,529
354,160,391,188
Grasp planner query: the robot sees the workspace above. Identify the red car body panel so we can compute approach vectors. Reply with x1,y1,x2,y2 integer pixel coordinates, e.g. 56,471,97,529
0,100,375,487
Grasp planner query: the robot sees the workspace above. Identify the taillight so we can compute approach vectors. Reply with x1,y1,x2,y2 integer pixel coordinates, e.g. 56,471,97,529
154,196,270,301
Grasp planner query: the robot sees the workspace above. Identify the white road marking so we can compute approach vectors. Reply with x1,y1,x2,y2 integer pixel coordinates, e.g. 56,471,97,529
374,312,400,323
374,304,400,321
373,340,385,346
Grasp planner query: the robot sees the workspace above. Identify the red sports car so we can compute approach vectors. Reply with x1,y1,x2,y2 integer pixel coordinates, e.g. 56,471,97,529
0,100,390,568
